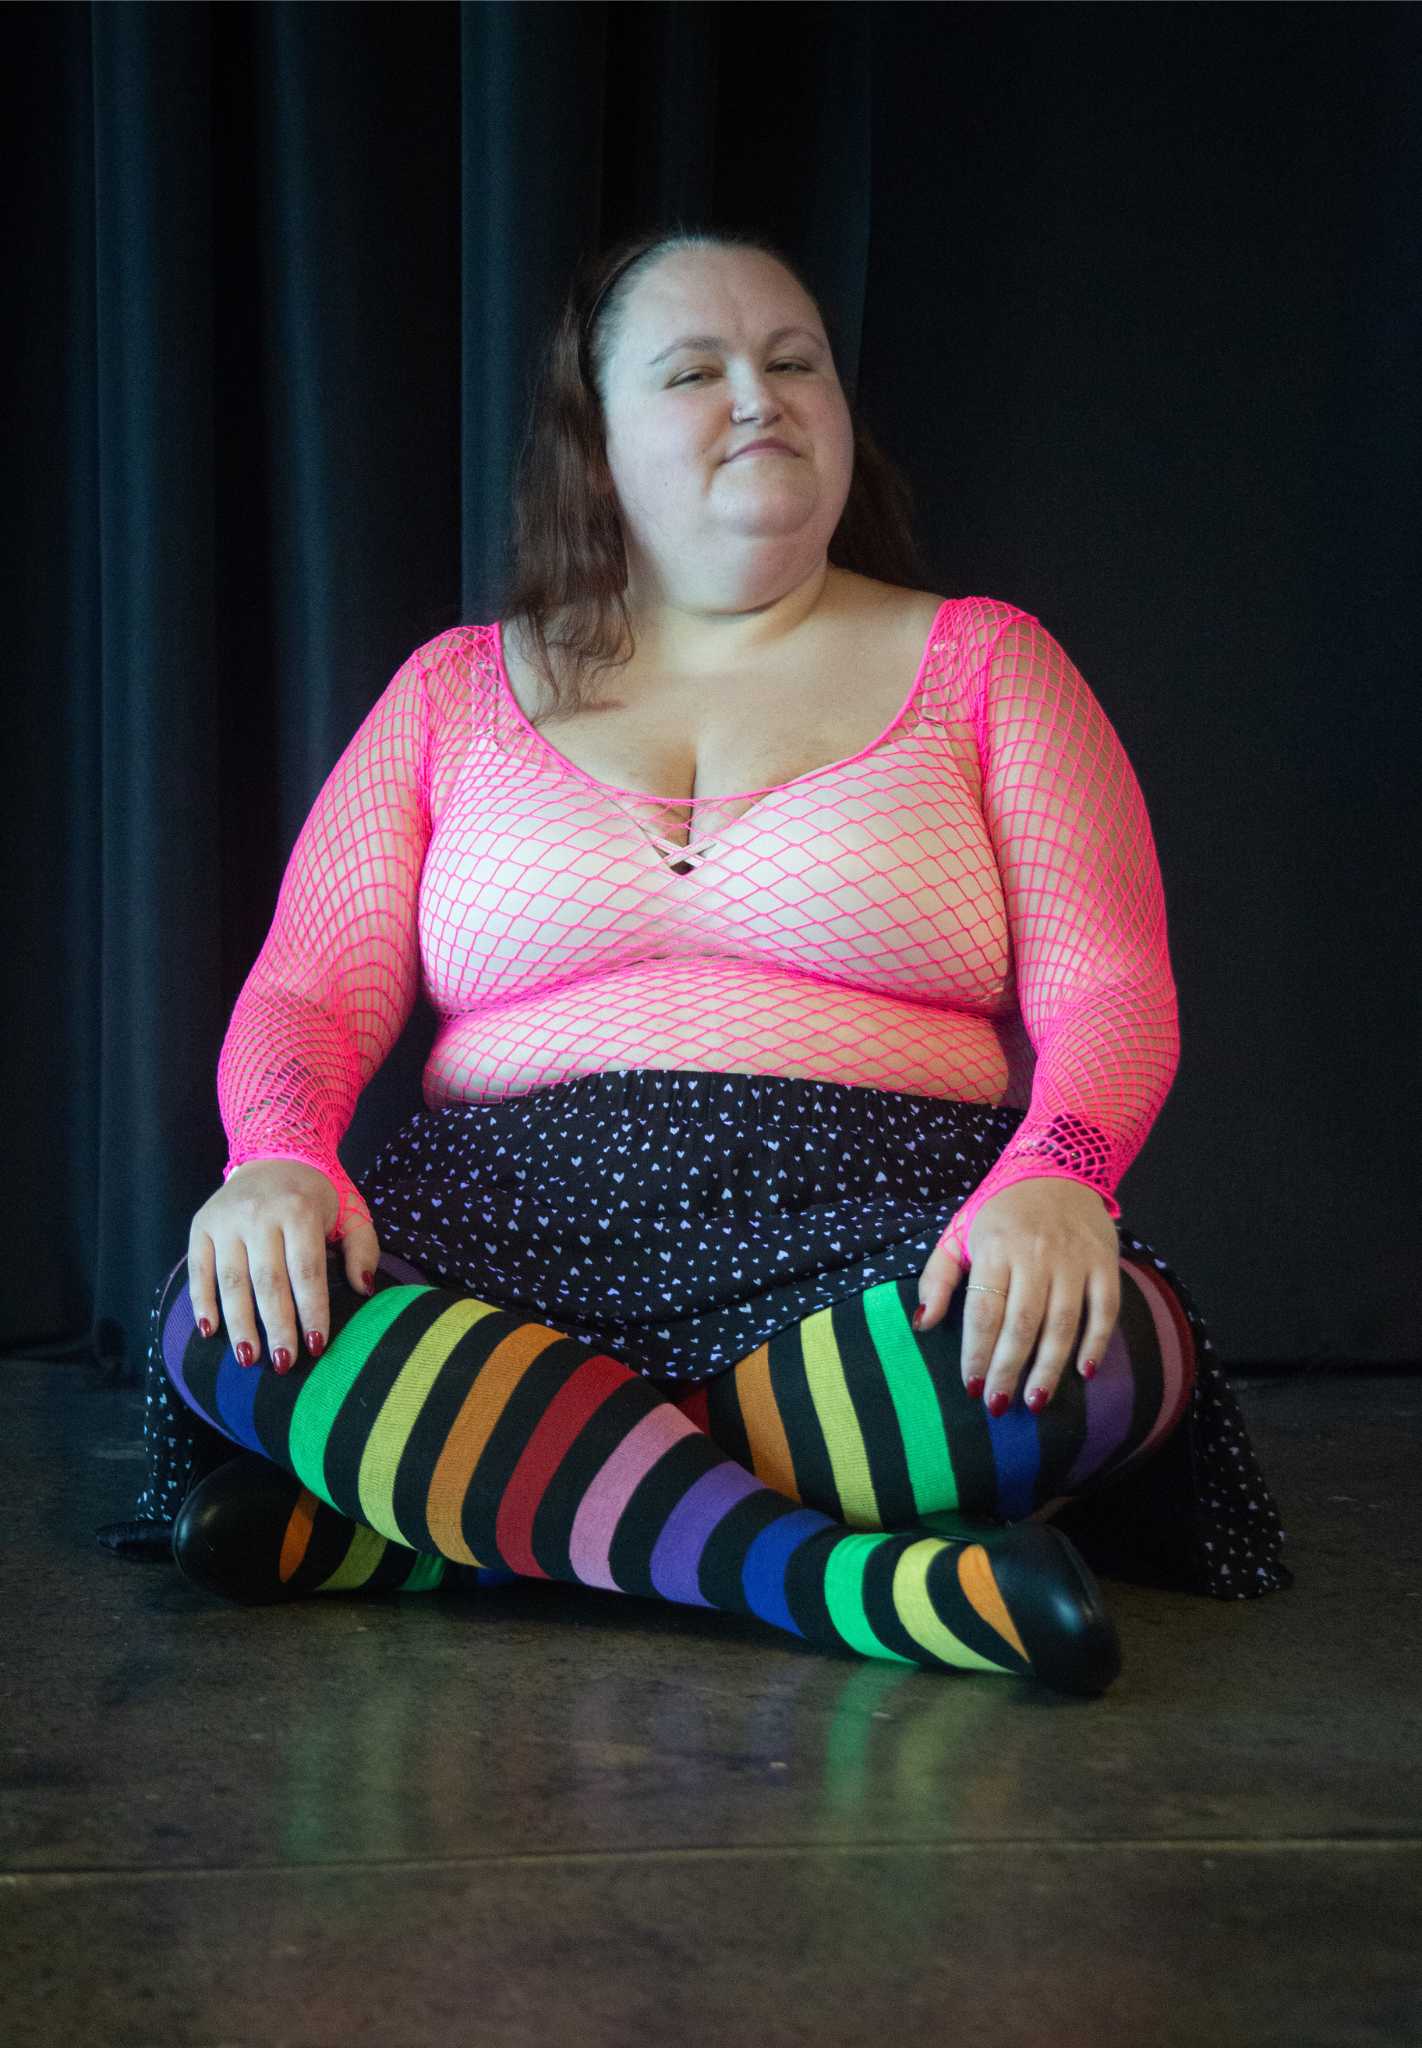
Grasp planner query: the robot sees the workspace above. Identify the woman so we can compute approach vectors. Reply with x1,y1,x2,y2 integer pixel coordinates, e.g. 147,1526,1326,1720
96,227,1293,1697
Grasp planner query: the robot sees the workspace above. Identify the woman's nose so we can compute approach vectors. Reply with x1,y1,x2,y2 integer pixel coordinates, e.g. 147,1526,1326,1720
730,376,781,418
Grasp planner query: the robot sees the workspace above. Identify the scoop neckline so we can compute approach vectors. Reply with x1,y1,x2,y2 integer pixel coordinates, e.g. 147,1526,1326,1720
491,598,951,809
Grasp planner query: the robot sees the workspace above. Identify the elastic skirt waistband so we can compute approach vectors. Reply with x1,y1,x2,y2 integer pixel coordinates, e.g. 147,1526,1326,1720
434,1066,1028,1141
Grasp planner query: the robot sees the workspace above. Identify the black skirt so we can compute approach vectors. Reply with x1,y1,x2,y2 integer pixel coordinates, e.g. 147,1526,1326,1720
356,1068,1293,1603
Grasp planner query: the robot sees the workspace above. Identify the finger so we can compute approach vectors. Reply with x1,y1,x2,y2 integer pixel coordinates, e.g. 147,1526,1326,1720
979,1269,1051,1414
958,1265,1013,1400
1022,1276,1093,1410
215,1237,259,1366
913,1246,961,1329
284,1221,331,1365
187,1230,219,1337
342,1217,382,1299
1075,1265,1121,1380
246,1225,297,1371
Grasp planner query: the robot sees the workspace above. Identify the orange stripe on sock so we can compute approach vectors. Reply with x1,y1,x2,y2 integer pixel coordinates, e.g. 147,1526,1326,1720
732,1344,801,1499
957,1544,1030,1663
278,1490,319,1584
426,1321,571,1565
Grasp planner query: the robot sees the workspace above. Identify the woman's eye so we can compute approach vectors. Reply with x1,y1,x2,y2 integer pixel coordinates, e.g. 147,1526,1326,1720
672,362,808,386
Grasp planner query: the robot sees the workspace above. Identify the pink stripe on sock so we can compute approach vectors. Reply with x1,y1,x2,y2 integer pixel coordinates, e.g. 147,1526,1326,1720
1116,1259,1195,1459
566,1406,703,1591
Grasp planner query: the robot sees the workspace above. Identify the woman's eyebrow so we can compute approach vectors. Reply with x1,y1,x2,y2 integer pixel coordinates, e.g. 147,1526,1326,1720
647,325,826,367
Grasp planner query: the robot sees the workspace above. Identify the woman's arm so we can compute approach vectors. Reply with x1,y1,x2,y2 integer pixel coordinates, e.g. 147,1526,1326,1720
939,605,1181,1259
216,646,434,1241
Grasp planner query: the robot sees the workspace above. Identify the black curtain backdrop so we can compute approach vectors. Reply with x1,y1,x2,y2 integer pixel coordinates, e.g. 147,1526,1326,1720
3,1,1417,1384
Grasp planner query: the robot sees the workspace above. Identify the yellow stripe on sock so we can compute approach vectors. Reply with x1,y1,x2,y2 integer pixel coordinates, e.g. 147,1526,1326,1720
892,1539,1027,1674
356,1298,501,1543
800,1306,880,1528
320,1521,394,1591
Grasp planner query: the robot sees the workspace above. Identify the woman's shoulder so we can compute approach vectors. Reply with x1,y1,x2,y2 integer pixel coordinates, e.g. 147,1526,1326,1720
835,572,1039,646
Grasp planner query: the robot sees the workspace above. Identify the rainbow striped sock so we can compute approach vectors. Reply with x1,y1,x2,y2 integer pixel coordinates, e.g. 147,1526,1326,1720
671,1262,1196,1531
171,1453,519,1601
155,1261,1108,1686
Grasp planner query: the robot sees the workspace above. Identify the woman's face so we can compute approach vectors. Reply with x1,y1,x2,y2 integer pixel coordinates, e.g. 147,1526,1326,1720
596,247,855,615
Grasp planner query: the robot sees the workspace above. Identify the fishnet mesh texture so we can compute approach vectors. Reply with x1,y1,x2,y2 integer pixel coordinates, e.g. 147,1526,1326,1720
219,596,1180,1265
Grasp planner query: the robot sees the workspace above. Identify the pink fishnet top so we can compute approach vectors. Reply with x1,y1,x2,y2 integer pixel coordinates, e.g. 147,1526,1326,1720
219,596,1180,1264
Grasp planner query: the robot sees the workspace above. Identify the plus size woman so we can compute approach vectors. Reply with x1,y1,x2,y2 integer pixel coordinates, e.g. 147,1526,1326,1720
97,227,1293,1696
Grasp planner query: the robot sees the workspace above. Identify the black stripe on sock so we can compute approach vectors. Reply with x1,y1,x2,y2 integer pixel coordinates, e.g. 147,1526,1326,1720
606,1432,729,1599
924,1291,1003,1517
1024,1354,1092,1510
175,1337,237,1442
781,1525,842,1651
829,1288,917,1528
1094,1267,1168,1486
925,1542,1031,1678
455,1333,594,1564
704,1366,754,1470
858,1529,939,1665
282,1496,365,1593
388,1307,529,1551
365,1534,428,1592
316,1291,464,1504
697,1486,802,1615
766,1321,840,1517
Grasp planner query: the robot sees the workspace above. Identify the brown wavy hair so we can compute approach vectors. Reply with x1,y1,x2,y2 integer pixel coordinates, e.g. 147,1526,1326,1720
485,224,937,725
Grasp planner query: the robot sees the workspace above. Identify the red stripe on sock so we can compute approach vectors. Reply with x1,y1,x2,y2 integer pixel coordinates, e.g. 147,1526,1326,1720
494,1356,631,1578
675,1385,712,1432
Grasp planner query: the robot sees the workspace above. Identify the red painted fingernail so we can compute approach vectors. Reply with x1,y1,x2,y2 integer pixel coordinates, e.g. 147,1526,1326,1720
911,1306,926,1330
305,1330,325,1358
1082,1359,1098,1379
235,1343,255,1368
987,1390,1011,1418
272,1348,292,1375
966,1376,986,1400
1026,1386,1048,1412
197,1317,213,1339
362,1271,376,1296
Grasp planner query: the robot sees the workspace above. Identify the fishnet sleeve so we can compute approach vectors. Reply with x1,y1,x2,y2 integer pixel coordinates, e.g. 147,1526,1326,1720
216,648,432,1241
936,609,1181,1264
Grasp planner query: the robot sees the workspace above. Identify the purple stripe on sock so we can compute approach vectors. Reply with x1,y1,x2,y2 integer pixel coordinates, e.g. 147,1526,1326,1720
649,1462,767,1608
1062,1320,1136,1492
378,1252,434,1286
159,1285,259,1454
160,1289,201,1413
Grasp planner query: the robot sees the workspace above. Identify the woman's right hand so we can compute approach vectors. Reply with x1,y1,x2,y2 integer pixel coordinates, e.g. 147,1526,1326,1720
187,1161,382,1373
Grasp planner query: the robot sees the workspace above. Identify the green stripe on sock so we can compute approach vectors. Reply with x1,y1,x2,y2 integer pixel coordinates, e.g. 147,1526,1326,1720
822,1531,917,1665
289,1287,428,1513
860,1281,961,1515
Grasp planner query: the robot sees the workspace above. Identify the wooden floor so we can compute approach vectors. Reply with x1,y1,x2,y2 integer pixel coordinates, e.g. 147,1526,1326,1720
5,1361,1421,2047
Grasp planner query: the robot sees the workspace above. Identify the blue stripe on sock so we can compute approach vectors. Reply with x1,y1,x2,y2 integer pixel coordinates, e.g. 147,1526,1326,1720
742,1508,839,1636
212,1351,265,1454
990,1406,1042,1521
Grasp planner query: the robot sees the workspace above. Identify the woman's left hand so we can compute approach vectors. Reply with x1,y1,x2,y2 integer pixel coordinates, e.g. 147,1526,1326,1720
914,1178,1121,1412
